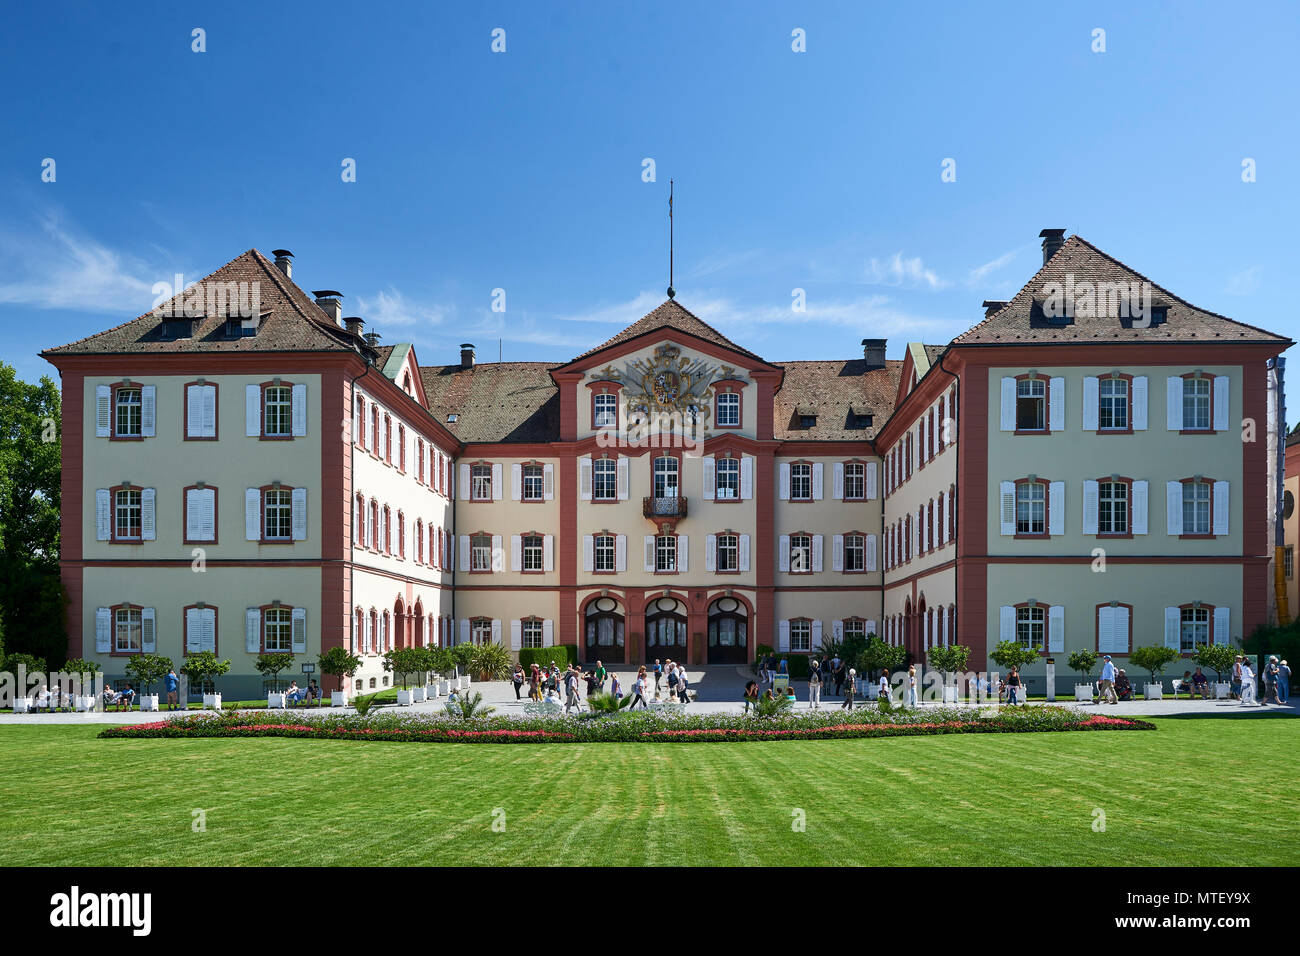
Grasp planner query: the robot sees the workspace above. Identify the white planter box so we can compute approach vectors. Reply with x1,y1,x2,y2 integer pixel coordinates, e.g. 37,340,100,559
1143,683,1163,700
425,684,439,700
202,693,222,710
76,695,97,712
137,695,159,711
411,687,426,703
1213,682,1233,699
456,676,468,690
942,686,959,704
331,691,348,707
12,698,30,713
396,689,416,706
267,693,286,709
438,680,451,696
1075,684,1094,701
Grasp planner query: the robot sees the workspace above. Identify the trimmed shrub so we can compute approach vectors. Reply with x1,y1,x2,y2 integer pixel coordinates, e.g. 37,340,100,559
520,646,578,669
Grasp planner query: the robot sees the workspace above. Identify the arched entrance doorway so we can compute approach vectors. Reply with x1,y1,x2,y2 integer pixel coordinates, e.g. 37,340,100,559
584,596,625,664
707,596,748,664
645,596,688,663
394,598,406,649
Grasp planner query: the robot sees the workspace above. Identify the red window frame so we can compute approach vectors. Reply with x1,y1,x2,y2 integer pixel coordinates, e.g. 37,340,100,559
712,453,743,504
354,396,365,449
787,460,814,502
1013,477,1051,539
1178,476,1218,539
1013,373,1052,436
181,603,219,657
591,532,618,575
842,531,868,574
1094,475,1134,539
1179,372,1219,435
1094,601,1134,655
397,424,406,472
713,531,741,574
383,414,393,464
109,382,146,442
182,483,219,546
1012,600,1052,657
841,459,868,501
1094,373,1135,435
520,461,547,503
183,380,219,442
713,379,745,430
469,461,495,502
588,381,624,431
520,531,546,574
108,603,145,657
109,483,144,544
415,519,424,564
1176,602,1217,656
258,484,297,545
467,532,495,574
258,381,297,441
396,509,406,559
788,530,814,575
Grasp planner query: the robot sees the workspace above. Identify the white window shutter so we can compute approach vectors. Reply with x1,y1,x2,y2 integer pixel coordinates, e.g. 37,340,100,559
705,534,716,572
866,534,878,571
511,463,522,501
492,535,504,572
582,535,594,572
459,463,470,500
999,481,1016,536
291,607,307,653
812,463,824,500
246,608,261,653
1096,606,1113,655
96,489,111,540
739,534,750,572
1132,376,1148,430
811,534,823,572
832,534,844,572
201,385,216,436
186,607,201,654
95,385,111,437
811,619,823,652
1082,376,1099,431
866,461,878,500
186,489,201,540
246,384,261,436
999,606,1015,642
778,620,790,653
779,463,791,500
1164,607,1181,650
187,385,205,438
542,620,554,647
459,535,470,571
1166,377,1183,430
544,463,554,501
644,535,656,572
543,535,554,572
245,488,260,540
1048,377,1065,431
740,456,754,500
1000,377,1017,431
1111,605,1129,653
702,456,715,500
579,457,592,501
832,462,844,500
140,385,156,437
491,619,502,645
491,463,503,501
1048,481,1064,536
615,534,627,572
1166,481,1183,535
1132,480,1149,534
289,383,307,437
1213,481,1229,535
291,487,307,541
95,607,112,652
678,535,688,573
617,457,629,500
1213,376,1229,432
459,619,470,645
1048,605,1064,652
833,619,844,642
510,620,522,651
1213,606,1230,645
1082,480,1099,535
779,534,791,572
510,534,522,572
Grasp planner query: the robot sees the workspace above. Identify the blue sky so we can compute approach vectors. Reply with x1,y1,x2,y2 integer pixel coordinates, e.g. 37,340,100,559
3,0,1298,411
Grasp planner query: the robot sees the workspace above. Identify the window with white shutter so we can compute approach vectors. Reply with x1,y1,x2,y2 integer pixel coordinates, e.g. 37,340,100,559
185,486,217,543
186,383,218,439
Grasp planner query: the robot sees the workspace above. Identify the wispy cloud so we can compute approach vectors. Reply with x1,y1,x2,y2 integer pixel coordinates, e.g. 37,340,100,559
865,252,945,290
355,288,451,330
551,290,664,326
0,212,164,314
1225,265,1263,295
968,247,1020,284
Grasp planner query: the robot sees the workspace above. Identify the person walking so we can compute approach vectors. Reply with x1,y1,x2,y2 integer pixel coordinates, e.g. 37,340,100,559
653,659,662,694
878,670,890,704
594,660,607,692
1005,666,1022,705
1096,654,1117,705
1264,656,1282,705
666,658,678,698
906,665,918,707
511,664,525,700
808,659,823,709
630,666,648,709
1231,655,1243,700
563,666,582,714
1279,659,1291,703
833,658,847,697
528,663,541,701
164,667,180,710
1240,659,1258,705
840,668,858,710
676,663,690,703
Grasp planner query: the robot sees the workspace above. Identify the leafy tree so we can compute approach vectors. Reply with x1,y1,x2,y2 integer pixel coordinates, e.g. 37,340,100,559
450,643,475,675
989,640,1040,673
857,636,905,679
1129,645,1179,684
383,647,430,689
254,652,296,692
2,652,47,677
426,646,455,677
178,651,231,694
0,364,64,665
1195,643,1237,683
125,654,173,696
318,646,363,692
927,644,971,676
1067,649,1100,683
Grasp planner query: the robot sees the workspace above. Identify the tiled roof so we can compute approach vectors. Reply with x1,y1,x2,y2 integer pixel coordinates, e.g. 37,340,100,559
419,362,561,443
773,360,901,441
42,249,361,356
572,299,764,362
953,235,1290,346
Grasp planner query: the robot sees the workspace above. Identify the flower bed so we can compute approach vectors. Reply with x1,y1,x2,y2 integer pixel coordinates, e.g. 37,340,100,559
98,706,1154,744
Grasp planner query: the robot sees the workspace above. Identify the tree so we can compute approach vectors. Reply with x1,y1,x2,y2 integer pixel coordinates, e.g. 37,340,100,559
468,641,512,680
125,654,173,696
1067,649,1100,684
426,646,455,677
1129,645,1179,684
178,651,231,695
989,640,1040,673
1195,643,1236,683
0,364,65,665
927,644,971,676
2,652,47,678
858,635,905,679
383,647,430,690
318,646,363,692
254,653,296,692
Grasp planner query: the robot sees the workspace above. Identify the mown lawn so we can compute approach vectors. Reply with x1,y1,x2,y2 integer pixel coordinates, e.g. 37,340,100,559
0,716,1294,866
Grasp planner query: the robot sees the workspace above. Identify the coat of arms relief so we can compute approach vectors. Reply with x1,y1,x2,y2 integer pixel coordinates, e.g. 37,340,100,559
592,344,746,436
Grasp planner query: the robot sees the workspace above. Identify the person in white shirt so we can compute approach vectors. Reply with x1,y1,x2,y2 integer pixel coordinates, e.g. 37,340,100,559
1240,661,1258,705
1096,655,1117,704
878,671,890,704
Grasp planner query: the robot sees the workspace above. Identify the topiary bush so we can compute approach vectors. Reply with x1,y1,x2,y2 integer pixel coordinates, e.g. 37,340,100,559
519,646,578,670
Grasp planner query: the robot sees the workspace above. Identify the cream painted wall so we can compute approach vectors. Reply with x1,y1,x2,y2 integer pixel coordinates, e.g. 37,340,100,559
774,455,882,588
83,374,323,560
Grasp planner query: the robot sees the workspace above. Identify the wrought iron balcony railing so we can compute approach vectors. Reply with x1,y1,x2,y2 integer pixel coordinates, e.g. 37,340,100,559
643,496,688,519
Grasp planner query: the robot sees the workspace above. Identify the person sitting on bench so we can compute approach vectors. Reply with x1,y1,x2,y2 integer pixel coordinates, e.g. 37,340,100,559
1190,667,1211,699
1114,671,1133,701
285,681,306,705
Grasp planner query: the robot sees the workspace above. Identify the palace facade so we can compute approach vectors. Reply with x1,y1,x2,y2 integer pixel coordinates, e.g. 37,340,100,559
43,230,1290,697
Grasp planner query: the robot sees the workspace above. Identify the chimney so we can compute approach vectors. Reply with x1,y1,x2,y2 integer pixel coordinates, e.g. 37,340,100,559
312,290,344,326
460,343,476,369
343,316,365,337
271,249,293,279
981,300,1009,317
1039,229,1066,265
363,330,382,348
860,338,887,369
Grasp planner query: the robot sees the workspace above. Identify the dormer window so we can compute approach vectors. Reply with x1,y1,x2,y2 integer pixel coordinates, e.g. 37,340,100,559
224,315,258,337
799,414,817,430
847,410,873,430
161,317,195,339
446,414,459,424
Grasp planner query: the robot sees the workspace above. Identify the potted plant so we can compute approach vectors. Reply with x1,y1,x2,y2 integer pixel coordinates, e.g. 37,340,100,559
59,657,100,710
125,653,172,711
926,644,971,703
1195,643,1237,699
468,641,513,682
318,646,363,707
384,647,431,705
450,644,474,681
424,647,450,697
1067,649,1099,701
254,652,296,707
989,640,1042,700
1130,645,1179,699
857,636,905,700
179,651,231,709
